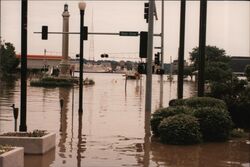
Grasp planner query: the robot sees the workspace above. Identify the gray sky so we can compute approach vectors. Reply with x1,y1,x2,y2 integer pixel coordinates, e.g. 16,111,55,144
1,1,249,63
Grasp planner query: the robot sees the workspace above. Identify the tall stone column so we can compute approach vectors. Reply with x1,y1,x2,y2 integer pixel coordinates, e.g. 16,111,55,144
59,4,71,78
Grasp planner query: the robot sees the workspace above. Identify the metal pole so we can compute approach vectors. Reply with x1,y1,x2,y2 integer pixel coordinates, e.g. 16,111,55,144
78,10,84,113
159,0,165,108
20,0,27,132
145,0,155,112
198,0,207,97
161,0,165,70
177,0,186,99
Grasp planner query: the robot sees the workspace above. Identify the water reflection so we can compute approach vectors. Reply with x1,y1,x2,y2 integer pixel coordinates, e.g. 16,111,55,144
58,87,70,162
0,74,249,167
77,113,86,167
24,148,55,167
0,77,17,132
143,111,151,167
151,137,250,167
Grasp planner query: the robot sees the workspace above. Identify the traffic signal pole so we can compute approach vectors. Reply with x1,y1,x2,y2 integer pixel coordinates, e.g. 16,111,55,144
145,0,154,112
159,0,165,108
177,0,186,99
198,0,207,97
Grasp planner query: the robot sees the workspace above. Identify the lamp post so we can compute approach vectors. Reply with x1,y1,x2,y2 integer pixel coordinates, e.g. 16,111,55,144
78,2,86,114
20,0,28,131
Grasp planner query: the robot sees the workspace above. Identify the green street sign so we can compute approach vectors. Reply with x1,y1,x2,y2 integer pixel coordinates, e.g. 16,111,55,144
119,31,139,36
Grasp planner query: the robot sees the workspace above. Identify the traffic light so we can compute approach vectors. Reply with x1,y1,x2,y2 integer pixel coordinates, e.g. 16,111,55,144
137,63,146,74
101,54,109,58
139,31,148,58
155,52,160,65
144,3,149,23
41,26,48,40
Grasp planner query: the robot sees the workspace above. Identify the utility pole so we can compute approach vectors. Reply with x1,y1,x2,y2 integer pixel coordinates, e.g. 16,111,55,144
198,0,207,97
20,0,28,131
177,0,186,99
159,0,165,108
145,0,155,112
0,0,1,46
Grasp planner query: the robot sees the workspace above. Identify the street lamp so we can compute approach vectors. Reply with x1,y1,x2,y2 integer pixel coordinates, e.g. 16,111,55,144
20,0,28,132
78,1,86,113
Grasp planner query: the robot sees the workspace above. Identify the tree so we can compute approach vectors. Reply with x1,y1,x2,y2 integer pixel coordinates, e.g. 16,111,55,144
245,64,250,81
205,61,232,82
183,66,194,79
189,45,232,82
189,45,230,70
0,42,19,74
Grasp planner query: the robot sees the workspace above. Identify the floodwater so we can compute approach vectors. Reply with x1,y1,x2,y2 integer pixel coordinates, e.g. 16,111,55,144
0,73,249,167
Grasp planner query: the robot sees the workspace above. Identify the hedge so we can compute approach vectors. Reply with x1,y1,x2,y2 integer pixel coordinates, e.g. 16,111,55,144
151,106,193,136
194,107,233,141
158,114,202,145
169,97,227,110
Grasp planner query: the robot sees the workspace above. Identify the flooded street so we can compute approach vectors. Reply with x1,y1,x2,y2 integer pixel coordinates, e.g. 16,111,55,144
0,73,249,167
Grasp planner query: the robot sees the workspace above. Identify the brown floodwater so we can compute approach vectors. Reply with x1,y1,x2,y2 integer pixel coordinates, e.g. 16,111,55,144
0,73,249,167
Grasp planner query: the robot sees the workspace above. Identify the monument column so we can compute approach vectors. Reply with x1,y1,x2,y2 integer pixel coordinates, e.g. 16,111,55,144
59,4,70,77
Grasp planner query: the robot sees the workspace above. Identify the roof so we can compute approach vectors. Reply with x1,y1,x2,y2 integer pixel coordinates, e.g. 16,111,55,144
231,56,250,73
16,54,63,60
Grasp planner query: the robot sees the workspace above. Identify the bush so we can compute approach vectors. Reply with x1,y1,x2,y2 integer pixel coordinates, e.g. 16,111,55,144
209,77,250,129
229,102,250,129
169,97,227,110
194,107,233,141
158,114,202,145
30,77,77,87
230,128,248,138
245,64,250,80
151,106,193,136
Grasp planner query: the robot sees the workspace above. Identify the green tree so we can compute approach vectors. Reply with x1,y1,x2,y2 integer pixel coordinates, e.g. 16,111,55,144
183,66,194,79
189,45,231,82
0,42,19,74
205,62,232,82
245,64,250,80
190,45,231,70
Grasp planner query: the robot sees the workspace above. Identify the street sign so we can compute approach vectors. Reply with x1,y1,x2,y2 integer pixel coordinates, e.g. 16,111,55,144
119,31,139,36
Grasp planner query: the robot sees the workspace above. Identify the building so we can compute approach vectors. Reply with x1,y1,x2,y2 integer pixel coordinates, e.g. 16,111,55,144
172,59,188,74
231,56,250,75
16,54,62,69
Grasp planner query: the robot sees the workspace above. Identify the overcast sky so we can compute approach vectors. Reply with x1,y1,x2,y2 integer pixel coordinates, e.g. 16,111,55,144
1,1,249,63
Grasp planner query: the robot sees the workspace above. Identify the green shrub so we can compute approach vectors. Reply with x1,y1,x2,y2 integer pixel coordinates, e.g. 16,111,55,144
158,114,202,145
229,102,250,129
1,130,47,137
30,77,77,87
30,80,73,87
0,145,12,155
169,99,186,106
230,128,248,138
194,107,233,141
151,106,193,136
185,97,227,110
169,97,227,110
